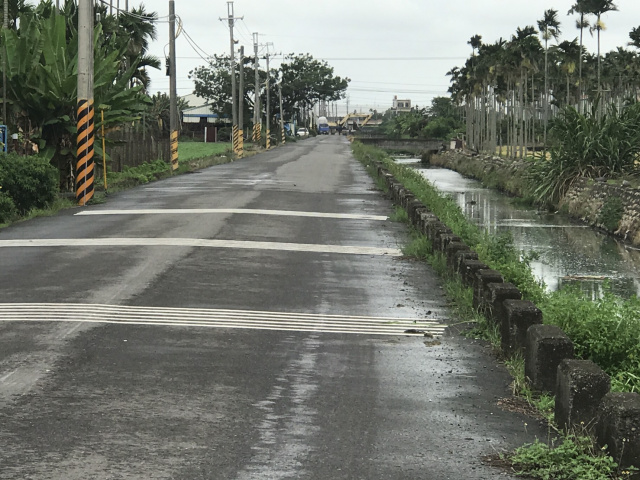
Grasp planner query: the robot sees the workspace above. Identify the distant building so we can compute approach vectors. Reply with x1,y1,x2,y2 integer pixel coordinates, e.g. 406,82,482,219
391,95,411,114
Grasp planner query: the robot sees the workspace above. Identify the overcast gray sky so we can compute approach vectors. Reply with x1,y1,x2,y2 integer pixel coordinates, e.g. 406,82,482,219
119,1,640,114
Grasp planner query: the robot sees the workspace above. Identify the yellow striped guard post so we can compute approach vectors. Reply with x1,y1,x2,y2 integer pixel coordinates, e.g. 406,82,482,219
256,124,261,143
232,125,240,156
170,130,179,170
281,127,285,145
238,128,244,155
76,99,95,205
265,129,270,150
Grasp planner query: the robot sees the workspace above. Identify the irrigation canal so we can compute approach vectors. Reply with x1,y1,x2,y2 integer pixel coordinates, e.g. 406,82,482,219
396,158,640,298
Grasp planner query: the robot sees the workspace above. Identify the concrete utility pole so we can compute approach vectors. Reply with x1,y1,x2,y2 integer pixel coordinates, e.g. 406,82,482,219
3,0,8,126
238,45,244,153
168,0,178,170
264,43,274,149
278,82,285,145
76,0,95,205
252,32,260,143
221,2,242,156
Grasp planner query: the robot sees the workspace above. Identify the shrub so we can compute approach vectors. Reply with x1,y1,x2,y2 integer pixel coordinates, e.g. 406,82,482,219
0,153,59,214
0,191,17,223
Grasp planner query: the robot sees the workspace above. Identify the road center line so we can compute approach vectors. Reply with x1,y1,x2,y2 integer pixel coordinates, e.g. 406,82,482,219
0,238,402,256
75,208,389,221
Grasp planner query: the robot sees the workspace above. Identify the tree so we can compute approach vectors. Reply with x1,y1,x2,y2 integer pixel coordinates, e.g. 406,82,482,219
0,7,151,181
115,3,160,91
190,55,259,124
538,9,561,147
280,53,349,125
569,0,592,112
190,53,349,129
587,0,618,99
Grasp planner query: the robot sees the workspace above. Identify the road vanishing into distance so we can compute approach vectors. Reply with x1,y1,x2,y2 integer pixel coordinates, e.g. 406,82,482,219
0,136,545,479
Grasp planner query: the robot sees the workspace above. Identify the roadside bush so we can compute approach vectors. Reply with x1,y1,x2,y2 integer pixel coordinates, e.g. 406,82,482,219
0,153,58,214
540,284,640,392
528,102,640,206
0,191,17,223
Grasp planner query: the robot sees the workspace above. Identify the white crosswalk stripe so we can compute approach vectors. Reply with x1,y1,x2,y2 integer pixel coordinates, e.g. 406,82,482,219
0,238,402,256
0,304,446,337
75,208,389,221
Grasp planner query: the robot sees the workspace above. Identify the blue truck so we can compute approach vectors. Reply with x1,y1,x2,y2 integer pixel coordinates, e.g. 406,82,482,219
317,116,330,135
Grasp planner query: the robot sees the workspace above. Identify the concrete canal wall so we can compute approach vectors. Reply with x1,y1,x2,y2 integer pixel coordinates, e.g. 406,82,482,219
370,158,640,471
431,150,640,248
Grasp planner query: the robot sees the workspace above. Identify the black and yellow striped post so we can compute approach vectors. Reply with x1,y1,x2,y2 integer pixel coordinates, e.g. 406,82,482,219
238,127,244,156
280,126,285,145
170,129,179,170
76,99,95,206
265,129,270,150
232,125,240,156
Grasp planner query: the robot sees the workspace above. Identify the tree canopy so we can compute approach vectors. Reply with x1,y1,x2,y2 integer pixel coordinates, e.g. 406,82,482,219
189,52,349,126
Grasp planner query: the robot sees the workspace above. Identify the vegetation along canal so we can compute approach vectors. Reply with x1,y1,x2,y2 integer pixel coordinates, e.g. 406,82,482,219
396,158,640,298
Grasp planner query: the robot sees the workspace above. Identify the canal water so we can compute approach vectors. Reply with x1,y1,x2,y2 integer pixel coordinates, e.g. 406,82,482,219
395,159,640,298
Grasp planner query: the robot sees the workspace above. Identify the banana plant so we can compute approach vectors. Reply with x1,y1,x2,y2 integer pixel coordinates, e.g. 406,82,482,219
0,8,150,180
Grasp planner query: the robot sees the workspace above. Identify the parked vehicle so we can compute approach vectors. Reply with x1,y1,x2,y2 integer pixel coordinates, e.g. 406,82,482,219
317,116,330,135
296,127,309,138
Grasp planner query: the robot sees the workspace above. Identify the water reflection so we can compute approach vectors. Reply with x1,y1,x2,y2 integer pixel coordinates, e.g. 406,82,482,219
396,159,640,297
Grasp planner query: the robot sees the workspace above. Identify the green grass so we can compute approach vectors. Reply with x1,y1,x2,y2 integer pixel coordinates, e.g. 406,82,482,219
178,142,231,161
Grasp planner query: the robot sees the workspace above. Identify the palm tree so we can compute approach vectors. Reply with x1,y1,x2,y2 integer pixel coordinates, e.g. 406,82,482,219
568,0,592,112
117,4,161,91
538,9,561,147
587,0,618,100
554,39,581,106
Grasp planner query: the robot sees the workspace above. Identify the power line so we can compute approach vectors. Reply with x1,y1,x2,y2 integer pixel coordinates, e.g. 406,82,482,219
319,56,465,61
96,0,169,21
177,18,213,62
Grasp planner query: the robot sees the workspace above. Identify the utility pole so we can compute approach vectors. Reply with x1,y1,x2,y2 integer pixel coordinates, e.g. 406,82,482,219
76,0,94,205
3,0,8,127
263,43,274,149
238,45,244,154
168,0,178,170
221,2,242,156
252,32,260,143
278,82,285,145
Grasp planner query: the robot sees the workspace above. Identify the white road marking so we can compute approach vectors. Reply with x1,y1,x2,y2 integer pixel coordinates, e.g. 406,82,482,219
0,238,402,256
75,208,389,221
0,304,446,337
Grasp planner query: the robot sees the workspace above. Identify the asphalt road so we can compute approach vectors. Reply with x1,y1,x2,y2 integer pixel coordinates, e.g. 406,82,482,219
0,135,545,479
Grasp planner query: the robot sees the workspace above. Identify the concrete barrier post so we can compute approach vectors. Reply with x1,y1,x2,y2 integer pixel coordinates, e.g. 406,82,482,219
453,251,479,275
472,269,503,311
596,392,640,471
525,325,574,393
418,212,439,235
501,299,543,355
555,359,611,432
426,221,452,243
435,233,462,253
487,282,522,325
460,259,489,286
445,242,470,270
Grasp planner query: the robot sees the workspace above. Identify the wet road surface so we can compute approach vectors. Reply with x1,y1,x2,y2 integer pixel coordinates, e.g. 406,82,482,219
0,136,545,479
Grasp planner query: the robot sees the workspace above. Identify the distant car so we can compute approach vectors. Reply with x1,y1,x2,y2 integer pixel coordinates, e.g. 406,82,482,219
296,127,309,138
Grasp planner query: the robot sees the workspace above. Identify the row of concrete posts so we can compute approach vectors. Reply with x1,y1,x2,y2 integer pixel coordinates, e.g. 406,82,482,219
373,160,640,472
